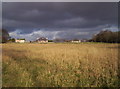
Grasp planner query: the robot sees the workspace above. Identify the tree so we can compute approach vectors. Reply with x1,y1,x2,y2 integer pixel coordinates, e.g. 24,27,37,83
91,30,120,43
8,38,15,42
0,29,10,43
48,40,53,42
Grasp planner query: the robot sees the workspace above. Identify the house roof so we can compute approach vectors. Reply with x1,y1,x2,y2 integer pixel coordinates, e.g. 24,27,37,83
72,39,80,41
37,37,48,41
16,39,25,40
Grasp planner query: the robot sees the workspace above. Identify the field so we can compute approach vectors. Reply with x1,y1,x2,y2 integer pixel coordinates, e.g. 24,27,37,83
2,43,119,87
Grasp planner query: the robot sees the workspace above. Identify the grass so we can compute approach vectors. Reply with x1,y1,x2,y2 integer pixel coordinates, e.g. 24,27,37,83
2,43,119,87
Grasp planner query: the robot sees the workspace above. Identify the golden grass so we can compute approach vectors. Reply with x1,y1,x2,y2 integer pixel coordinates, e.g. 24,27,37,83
2,43,119,87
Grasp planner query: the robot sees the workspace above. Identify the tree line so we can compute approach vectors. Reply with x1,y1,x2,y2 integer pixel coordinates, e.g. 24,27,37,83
0,29,120,43
90,30,120,43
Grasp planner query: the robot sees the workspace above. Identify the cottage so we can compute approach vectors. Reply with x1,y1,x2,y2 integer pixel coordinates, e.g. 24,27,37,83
71,39,81,43
15,39,25,43
36,37,48,43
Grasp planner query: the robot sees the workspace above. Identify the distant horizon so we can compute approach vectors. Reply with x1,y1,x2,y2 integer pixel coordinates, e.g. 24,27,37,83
6,29,118,42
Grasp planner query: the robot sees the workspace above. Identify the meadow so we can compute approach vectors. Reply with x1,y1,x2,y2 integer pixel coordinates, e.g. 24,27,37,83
2,43,119,87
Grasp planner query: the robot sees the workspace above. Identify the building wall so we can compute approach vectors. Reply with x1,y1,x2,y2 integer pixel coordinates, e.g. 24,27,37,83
71,40,81,43
15,40,25,43
38,40,48,43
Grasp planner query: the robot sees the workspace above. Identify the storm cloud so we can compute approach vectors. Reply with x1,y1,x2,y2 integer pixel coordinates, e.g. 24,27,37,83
2,2,118,40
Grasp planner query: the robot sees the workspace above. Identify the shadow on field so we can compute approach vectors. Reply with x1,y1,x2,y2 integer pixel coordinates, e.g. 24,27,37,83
3,48,47,63
2,48,49,87
106,45,120,49
106,46,120,49
3,48,28,60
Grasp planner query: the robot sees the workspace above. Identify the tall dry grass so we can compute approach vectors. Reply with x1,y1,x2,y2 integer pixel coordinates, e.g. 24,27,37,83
2,43,119,87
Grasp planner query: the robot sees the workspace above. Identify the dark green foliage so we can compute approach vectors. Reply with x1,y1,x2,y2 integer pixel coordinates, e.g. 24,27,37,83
8,38,15,42
18,38,25,40
91,30,120,43
0,29,10,43
48,40,53,42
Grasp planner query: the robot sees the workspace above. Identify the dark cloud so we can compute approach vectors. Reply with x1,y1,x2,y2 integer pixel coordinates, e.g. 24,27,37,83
2,2,118,40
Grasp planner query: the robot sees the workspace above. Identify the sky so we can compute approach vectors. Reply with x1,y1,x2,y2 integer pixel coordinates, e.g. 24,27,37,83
2,2,118,41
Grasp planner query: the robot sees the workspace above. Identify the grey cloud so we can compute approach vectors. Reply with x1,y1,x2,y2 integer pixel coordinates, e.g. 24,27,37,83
2,2,118,40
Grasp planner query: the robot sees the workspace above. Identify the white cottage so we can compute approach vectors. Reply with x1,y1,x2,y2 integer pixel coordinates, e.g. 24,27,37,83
15,39,25,43
71,39,81,43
